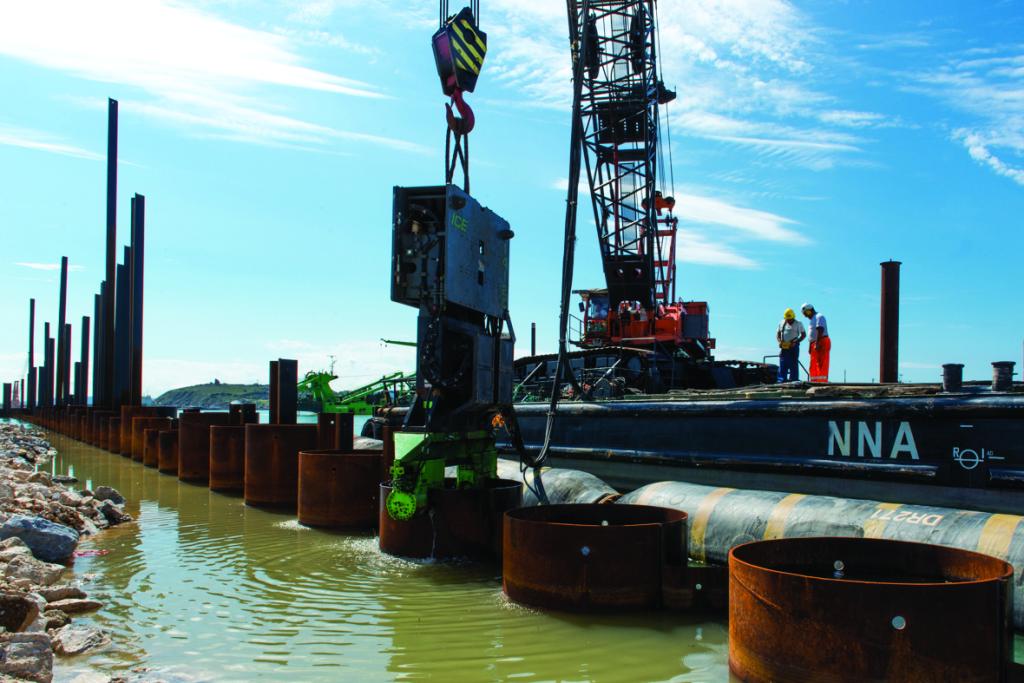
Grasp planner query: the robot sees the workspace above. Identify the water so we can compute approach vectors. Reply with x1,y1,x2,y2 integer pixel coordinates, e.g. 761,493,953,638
39,430,729,682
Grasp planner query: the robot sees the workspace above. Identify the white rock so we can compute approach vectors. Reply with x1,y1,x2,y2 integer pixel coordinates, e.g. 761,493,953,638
51,624,111,656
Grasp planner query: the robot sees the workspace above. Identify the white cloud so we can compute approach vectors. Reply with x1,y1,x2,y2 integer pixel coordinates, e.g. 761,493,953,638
0,125,102,161
674,193,807,244
675,228,757,268
908,49,1024,186
14,262,86,272
0,0,416,153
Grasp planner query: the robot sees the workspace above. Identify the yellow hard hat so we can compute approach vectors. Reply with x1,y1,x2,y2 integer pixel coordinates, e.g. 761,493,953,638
784,308,795,320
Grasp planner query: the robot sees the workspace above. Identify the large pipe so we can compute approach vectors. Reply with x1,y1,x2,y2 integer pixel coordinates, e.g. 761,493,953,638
129,194,145,406
27,298,35,411
62,324,71,406
880,260,901,383
79,315,90,405
277,358,298,425
2,384,10,414
268,360,279,424
56,256,68,404
103,99,118,410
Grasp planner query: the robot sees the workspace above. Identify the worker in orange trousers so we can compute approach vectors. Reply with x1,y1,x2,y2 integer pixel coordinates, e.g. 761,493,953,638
801,303,830,383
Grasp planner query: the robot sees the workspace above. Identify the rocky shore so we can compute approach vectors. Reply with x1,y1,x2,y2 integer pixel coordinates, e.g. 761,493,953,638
0,423,132,683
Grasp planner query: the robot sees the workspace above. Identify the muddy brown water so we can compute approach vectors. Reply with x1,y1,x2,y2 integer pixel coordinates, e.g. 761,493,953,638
37,428,730,682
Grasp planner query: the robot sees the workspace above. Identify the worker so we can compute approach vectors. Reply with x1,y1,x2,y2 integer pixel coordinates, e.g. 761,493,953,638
801,303,830,383
776,308,806,383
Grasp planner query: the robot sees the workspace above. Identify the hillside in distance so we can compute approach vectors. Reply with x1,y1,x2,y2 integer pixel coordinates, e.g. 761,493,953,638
153,381,269,410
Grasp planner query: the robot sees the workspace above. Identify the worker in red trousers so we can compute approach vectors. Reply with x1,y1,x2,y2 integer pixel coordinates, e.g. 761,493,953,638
801,303,830,383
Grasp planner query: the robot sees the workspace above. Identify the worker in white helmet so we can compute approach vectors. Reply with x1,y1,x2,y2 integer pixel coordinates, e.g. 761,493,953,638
801,303,830,383
776,308,806,382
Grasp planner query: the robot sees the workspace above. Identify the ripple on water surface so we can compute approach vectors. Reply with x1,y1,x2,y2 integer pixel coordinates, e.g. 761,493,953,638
46,430,730,682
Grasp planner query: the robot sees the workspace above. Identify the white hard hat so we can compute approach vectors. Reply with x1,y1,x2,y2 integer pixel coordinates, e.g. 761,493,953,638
801,303,814,312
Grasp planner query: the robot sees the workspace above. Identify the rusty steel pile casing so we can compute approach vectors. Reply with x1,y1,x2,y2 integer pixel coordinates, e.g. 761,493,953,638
243,424,319,509
143,427,163,468
502,504,691,611
131,416,173,462
119,406,176,456
379,479,522,559
209,425,247,493
728,537,1015,683
90,411,114,447
158,430,179,474
107,417,122,454
297,449,382,529
316,413,355,450
229,403,258,426
178,412,233,483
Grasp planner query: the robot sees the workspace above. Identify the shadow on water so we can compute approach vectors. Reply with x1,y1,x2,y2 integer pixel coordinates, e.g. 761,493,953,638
38,424,999,682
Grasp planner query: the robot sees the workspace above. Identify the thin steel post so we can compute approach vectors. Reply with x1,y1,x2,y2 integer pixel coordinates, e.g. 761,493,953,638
63,323,71,404
129,194,145,406
80,315,90,405
27,298,35,410
93,286,104,410
114,254,131,409
2,384,10,414
43,324,54,408
56,256,68,404
531,322,536,356
880,260,901,384
103,99,118,409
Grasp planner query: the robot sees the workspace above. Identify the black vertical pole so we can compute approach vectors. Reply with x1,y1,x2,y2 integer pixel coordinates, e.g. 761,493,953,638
2,384,11,414
269,360,280,425
56,256,68,405
880,260,901,384
103,98,118,409
277,359,298,425
19,380,24,410
43,324,54,408
114,253,131,409
73,362,82,405
27,298,35,411
531,322,537,356
80,316,90,406
62,323,72,405
129,194,145,406
93,286,104,409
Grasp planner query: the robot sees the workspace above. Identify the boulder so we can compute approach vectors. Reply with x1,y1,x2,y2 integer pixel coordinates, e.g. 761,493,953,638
0,515,79,563
44,598,102,614
26,472,51,486
0,632,53,683
41,609,70,630
0,592,40,632
58,491,83,508
4,555,65,587
97,501,130,526
92,487,125,506
51,624,110,656
51,475,78,485
38,585,87,602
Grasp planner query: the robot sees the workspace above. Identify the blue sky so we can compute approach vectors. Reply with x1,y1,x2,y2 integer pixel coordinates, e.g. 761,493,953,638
1,0,1022,396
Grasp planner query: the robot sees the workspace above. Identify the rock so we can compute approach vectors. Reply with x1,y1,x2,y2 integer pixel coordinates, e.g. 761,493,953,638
0,632,53,683
0,542,33,563
79,518,100,536
97,501,130,526
68,673,113,683
92,487,125,506
25,472,51,486
0,538,27,550
0,592,40,632
37,585,86,602
0,482,13,500
4,556,65,587
58,491,83,507
0,515,79,563
44,598,102,614
51,624,110,656
41,609,70,630
52,475,78,485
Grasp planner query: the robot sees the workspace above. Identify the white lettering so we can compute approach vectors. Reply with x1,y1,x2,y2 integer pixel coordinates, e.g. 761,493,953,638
828,421,851,456
890,422,920,460
858,421,882,458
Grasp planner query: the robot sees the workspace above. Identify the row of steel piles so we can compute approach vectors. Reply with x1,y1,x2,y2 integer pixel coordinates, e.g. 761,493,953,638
13,99,148,424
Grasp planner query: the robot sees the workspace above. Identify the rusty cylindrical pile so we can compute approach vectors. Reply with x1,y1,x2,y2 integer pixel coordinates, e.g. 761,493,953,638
728,536,1015,683
244,424,319,509
297,449,383,529
502,504,714,611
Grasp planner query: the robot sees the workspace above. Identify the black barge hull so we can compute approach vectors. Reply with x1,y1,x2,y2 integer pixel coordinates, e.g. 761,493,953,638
504,395,1024,514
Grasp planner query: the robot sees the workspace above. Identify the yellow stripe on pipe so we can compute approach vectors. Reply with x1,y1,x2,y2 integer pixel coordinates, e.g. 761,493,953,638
633,481,672,506
691,487,734,563
763,493,806,540
862,502,902,538
976,514,1023,560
